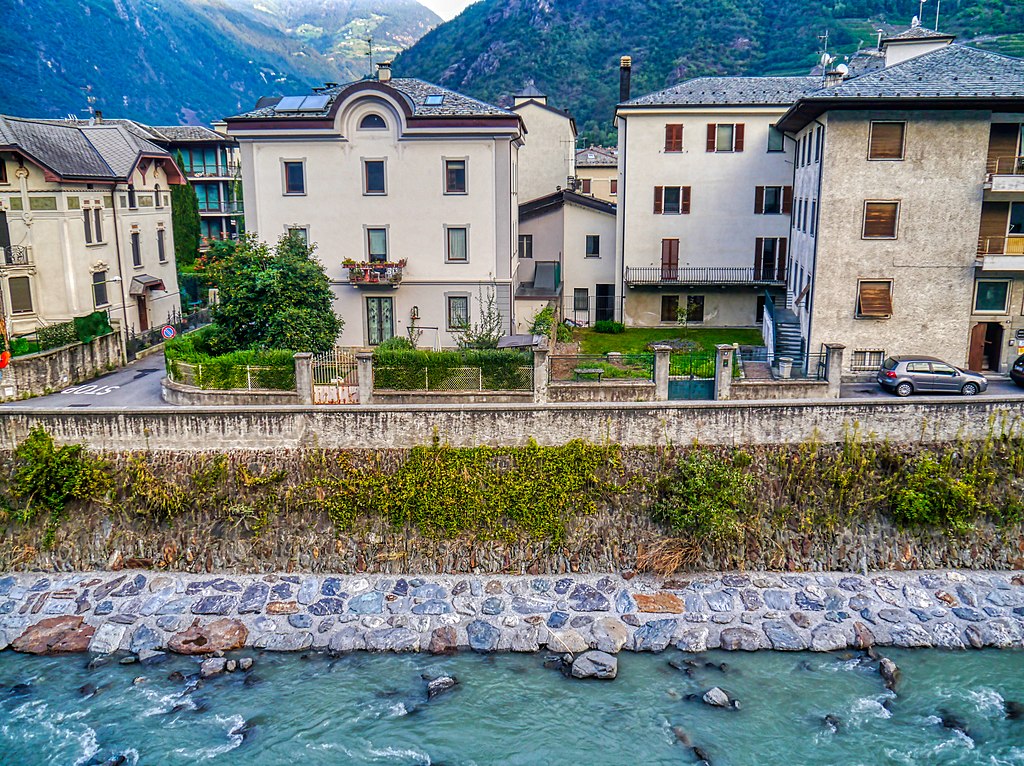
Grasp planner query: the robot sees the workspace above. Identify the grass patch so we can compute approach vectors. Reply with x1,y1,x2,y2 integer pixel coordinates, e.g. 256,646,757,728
578,327,763,355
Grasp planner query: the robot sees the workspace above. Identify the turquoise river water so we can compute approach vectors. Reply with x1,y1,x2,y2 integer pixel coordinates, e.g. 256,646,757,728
1,649,1023,765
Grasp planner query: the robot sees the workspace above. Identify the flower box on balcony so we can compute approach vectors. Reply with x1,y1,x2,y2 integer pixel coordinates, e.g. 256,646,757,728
345,260,406,287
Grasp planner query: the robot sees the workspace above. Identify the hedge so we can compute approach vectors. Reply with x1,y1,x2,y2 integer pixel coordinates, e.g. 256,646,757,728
373,348,533,391
165,327,296,390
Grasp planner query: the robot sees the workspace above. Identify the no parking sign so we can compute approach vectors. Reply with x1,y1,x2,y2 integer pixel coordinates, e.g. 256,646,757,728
161,325,177,340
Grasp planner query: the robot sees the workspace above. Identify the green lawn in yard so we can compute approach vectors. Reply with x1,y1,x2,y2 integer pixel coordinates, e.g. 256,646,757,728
577,327,764,355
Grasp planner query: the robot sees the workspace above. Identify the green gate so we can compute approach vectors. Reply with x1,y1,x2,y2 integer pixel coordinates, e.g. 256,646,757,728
667,351,716,400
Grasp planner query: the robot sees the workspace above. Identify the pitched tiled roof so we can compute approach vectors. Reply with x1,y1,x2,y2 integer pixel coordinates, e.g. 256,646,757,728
0,115,170,180
881,25,955,43
575,146,617,166
621,76,821,107
231,77,513,120
150,125,230,142
515,84,546,99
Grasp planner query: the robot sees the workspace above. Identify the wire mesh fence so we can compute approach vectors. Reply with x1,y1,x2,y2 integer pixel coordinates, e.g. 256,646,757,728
548,353,655,382
374,364,533,391
168,360,296,391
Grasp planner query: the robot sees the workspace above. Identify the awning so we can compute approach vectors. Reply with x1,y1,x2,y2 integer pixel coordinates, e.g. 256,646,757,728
497,334,544,349
129,275,165,296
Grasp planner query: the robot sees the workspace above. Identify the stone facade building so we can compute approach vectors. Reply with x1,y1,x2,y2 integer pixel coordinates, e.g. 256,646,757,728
226,65,524,349
0,116,185,338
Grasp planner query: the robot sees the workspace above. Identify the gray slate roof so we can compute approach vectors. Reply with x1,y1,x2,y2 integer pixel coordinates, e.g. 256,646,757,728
150,125,230,142
514,84,546,98
0,115,170,180
232,77,513,120
621,76,821,107
881,25,955,43
811,44,1024,99
576,146,617,166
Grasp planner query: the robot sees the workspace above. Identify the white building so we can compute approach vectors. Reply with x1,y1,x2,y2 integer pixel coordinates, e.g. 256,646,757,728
511,86,577,203
226,65,524,349
615,77,818,328
0,116,185,338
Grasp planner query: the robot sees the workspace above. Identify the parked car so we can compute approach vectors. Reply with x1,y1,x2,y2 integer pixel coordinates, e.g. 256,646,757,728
877,356,987,397
1011,353,1024,387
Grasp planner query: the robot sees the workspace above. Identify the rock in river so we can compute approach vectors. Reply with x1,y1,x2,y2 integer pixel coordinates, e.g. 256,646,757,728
702,686,740,710
13,616,96,654
571,650,618,680
167,619,247,655
425,674,459,699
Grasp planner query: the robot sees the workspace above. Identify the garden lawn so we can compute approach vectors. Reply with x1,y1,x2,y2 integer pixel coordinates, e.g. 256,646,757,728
577,327,764,355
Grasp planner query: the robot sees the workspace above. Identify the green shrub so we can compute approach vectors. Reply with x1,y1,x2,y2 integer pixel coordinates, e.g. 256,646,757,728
593,320,625,334
373,348,532,390
653,448,750,540
37,320,78,350
377,336,416,351
73,311,114,343
8,337,39,357
556,323,574,343
165,327,296,390
528,306,555,337
889,453,979,534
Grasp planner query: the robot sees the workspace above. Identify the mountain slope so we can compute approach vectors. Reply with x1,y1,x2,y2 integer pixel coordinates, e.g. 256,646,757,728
394,0,1024,144
0,0,440,125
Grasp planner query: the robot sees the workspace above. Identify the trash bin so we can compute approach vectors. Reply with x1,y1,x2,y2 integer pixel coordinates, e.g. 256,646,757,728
778,357,793,379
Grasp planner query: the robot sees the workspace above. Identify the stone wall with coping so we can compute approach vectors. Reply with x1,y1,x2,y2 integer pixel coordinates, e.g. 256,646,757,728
160,378,301,407
547,381,656,403
373,391,534,405
4,397,1024,451
729,380,831,400
2,570,1021,657
1,332,122,401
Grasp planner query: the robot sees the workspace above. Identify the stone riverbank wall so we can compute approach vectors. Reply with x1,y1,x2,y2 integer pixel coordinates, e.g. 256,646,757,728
2,397,1024,451
2,571,1023,657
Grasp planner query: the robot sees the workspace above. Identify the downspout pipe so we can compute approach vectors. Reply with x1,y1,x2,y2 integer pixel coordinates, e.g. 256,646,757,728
110,182,130,362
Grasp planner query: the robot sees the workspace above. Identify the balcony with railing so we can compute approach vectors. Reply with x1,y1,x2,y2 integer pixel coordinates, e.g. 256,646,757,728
198,200,243,215
976,236,1024,270
345,260,405,288
2,245,31,267
986,156,1024,193
625,265,784,287
185,161,241,179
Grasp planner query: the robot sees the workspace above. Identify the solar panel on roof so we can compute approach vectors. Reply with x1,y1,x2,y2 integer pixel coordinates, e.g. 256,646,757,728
423,94,445,106
298,95,330,111
274,96,307,112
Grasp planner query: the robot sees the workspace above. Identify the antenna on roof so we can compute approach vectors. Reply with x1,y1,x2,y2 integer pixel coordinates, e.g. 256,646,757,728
934,0,941,31
366,36,374,79
817,31,834,86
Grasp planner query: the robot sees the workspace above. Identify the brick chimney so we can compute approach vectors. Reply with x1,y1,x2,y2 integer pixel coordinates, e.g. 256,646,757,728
619,56,632,102
377,61,392,83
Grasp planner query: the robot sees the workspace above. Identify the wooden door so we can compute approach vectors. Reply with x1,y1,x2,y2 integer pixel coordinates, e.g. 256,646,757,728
661,239,679,281
968,323,987,371
136,296,149,331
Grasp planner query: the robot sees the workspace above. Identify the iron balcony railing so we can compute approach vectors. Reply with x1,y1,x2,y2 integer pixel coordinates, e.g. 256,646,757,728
987,156,1024,176
977,237,1024,256
345,260,405,287
186,162,241,178
625,265,784,286
2,245,30,266
198,201,243,214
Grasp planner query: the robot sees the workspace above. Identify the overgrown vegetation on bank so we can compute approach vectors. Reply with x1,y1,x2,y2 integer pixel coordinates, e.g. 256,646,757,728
3,428,1024,566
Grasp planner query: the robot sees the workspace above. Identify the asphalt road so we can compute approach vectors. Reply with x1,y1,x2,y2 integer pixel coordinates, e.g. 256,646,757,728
840,375,1024,399
3,352,167,410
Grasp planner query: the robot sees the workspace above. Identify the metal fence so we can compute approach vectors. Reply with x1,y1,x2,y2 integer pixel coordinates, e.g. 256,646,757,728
312,347,359,404
549,353,655,382
668,351,717,378
126,307,211,361
740,346,827,380
374,364,533,391
168,360,295,391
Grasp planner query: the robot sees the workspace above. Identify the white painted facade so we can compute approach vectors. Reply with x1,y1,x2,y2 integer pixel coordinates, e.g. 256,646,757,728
512,96,576,203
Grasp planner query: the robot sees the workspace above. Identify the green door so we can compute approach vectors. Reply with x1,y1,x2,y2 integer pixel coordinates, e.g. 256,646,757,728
366,296,394,346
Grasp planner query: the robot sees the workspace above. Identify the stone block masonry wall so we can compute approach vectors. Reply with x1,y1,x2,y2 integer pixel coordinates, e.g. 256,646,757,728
1,332,122,401
3,398,1024,451
2,571,1022,656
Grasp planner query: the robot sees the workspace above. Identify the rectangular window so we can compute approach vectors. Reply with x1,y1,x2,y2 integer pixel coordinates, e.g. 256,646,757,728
661,295,679,322
664,124,683,152
810,200,817,237
856,280,893,318
610,179,617,195
815,125,823,162
862,201,900,239
445,159,467,194
83,207,102,244
127,186,137,209
851,350,886,371
9,276,32,314
655,185,691,214
757,186,783,215
0,159,6,183
574,288,589,312
868,121,906,160
716,124,734,152
364,160,386,195
768,125,785,152
686,295,705,322
1009,201,1024,234
518,233,533,259
83,208,93,244
581,178,592,194
706,122,744,152
157,229,166,262
975,280,1010,313
283,161,305,194
131,231,142,267
446,226,468,262
447,295,469,330
92,270,109,307
287,227,308,244
367,228,387,262
585,235,600,258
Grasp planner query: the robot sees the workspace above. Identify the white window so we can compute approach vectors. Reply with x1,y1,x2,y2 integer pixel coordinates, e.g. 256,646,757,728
446,226,468,263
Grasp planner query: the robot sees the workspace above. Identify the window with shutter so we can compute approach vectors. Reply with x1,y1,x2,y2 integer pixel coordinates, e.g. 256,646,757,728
664,186,681,214
680,186,691,214
664,124,683,152
754,186,765,214
734,123,744,152
868,122,906,160
862,201,900,238
653,186,663,214
610,179,617,195
782,186,793,215
856,280,893,318
706,124,717,152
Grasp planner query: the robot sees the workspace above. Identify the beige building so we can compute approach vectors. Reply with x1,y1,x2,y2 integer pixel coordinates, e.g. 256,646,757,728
226,65,524,349
575,146,618,203
615,76,818,329
515,190,617,330
511,86,576,203
0,116,184,339
777,32,1024,375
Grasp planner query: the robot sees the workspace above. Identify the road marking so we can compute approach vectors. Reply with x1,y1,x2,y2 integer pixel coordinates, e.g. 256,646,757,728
61,384,121,396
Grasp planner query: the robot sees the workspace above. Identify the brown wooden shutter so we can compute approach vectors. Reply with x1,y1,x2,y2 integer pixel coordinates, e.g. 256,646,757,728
734,123,745,152
978,201,1010,253
654,186,664,214
857,282,893,317
754,237,764,276
665,124,683,152
782,186,793,214
863,202,899,238
581,178,592,194
681,186,691,214
754,186,765,214
868,122,905,160
777,237,788,280
988,123,1020,172
706,124,716,152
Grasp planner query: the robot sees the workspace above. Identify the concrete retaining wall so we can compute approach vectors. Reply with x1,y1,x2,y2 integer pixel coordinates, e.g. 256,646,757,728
729,379,831,400
161,377,300,407
548,380,656,403
1,332,122,401
2,396,1023,451
373,390,534,405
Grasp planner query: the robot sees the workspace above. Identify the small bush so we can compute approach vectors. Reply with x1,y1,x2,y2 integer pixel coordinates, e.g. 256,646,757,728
653,448,750,540
528,306,556,337
593,320,625,334
889,453,979,534
37,320,78,350
165,327,296,390
73,311,114,343
377,336,415,352
556,323,574,343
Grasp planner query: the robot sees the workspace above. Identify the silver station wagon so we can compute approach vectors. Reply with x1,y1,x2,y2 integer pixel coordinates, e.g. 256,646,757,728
877,356,988,397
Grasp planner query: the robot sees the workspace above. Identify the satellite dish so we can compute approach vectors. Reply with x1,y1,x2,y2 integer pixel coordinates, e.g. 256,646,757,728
836,63,849,75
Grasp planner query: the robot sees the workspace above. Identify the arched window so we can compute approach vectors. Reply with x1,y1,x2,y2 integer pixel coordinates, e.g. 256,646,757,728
359,113,387,130
154,183,162,208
